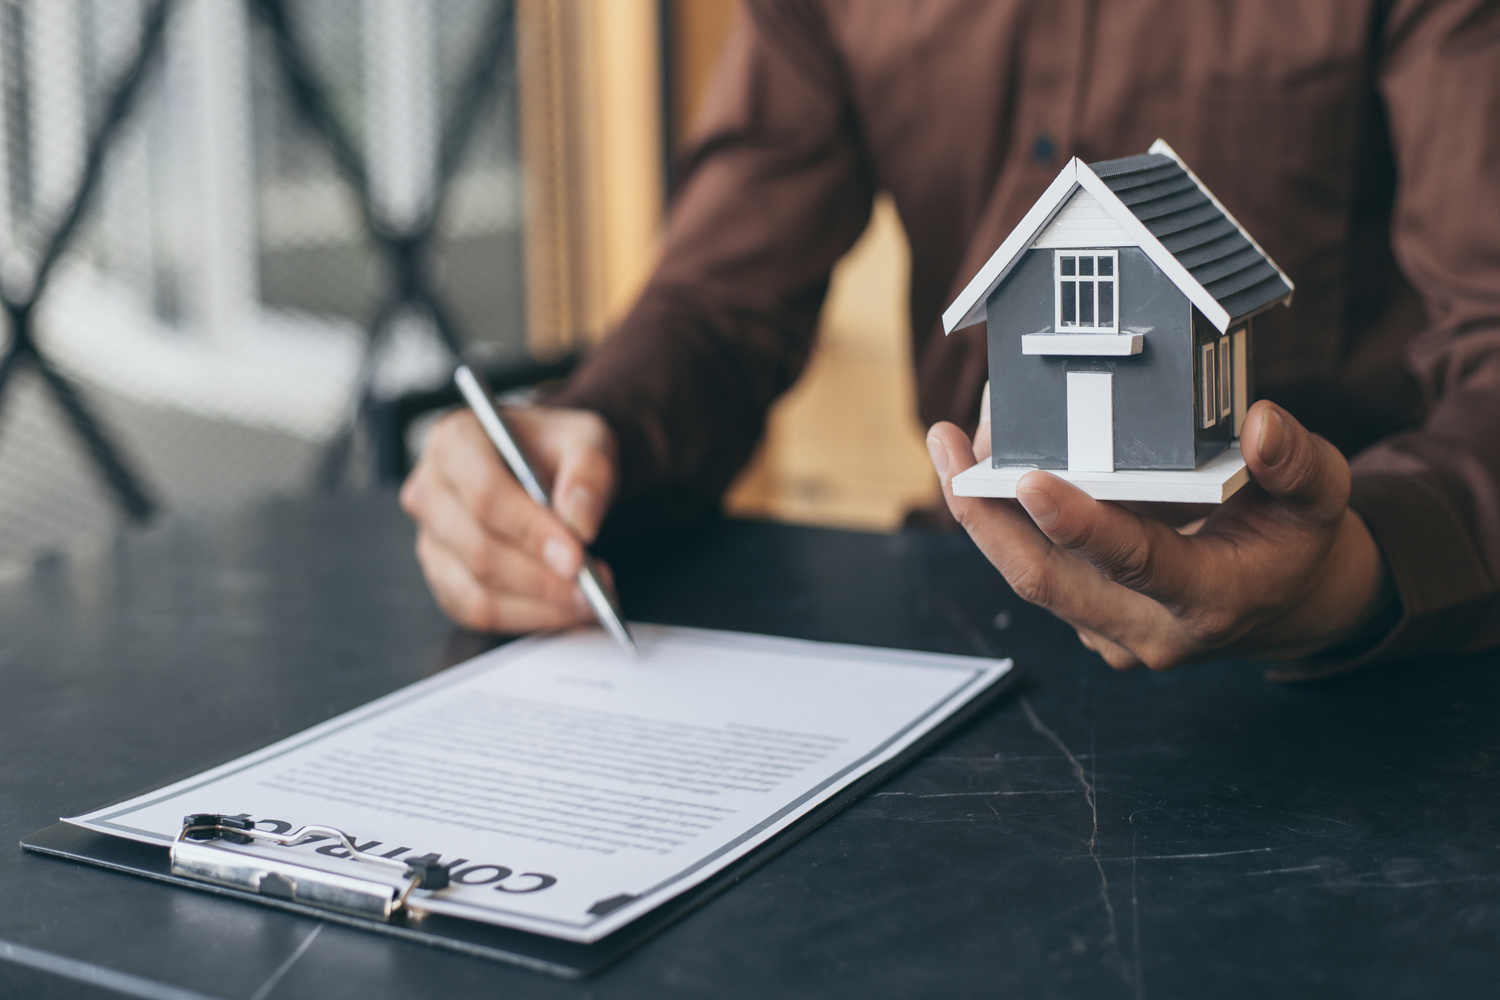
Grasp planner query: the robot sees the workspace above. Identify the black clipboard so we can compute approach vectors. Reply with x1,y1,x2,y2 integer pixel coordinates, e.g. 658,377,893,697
22,665,1017,979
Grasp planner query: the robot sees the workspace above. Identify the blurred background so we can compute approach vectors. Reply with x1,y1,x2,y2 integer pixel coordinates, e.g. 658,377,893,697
0,0,936,578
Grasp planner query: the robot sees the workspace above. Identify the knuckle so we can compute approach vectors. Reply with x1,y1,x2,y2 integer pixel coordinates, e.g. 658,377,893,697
952,500,984,535
1094,532,1156,592
398,474,422,516
1280,446,1322,498
466,542,502,587
1312,441,1352,515
545,602,588,631
1190,608,1238,647
414,531,436,569
518,510,554,558
1280,437,1349,516
578,409,615,450
1007,560,1056,609
426,410,469,455
1133,632,1192,672
538,572,575,605
452,588,494,635
574,446,615,491
952,497,1005,545
1139,646,1184,672
471,468,505,518
1058,510,1156,592
472,606,499,635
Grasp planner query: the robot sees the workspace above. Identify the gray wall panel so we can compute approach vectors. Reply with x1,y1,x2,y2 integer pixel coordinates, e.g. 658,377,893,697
1192,309,1235,464
1112,248,1195,469
985,247,1198,471
987,250,1067,467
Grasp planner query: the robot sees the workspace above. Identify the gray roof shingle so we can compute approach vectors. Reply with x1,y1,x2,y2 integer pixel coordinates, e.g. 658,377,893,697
1090,152,1293,323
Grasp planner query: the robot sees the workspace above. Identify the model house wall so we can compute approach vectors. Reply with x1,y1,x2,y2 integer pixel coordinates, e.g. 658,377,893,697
986,246,1209,470
944,142,1292,488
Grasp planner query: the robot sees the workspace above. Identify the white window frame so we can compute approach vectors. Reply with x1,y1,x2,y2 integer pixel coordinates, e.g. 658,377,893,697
1231,325,1249,436
1200,341,1218,429
1054,250,1120,334
1217,334,1232,420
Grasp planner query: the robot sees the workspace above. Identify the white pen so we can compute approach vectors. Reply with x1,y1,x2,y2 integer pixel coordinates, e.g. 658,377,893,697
453,363,638,657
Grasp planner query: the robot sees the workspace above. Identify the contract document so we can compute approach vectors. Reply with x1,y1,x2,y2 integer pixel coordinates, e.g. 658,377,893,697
66,625,1012,943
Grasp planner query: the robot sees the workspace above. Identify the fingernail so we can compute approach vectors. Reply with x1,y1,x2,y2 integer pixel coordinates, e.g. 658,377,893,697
1258,408,1289,467
1017,487,1058,526
561,485,594,536
543,538,575,577
926,433,950,480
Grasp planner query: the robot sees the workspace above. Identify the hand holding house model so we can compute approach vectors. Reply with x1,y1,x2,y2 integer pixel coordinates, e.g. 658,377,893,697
943,140,1294,503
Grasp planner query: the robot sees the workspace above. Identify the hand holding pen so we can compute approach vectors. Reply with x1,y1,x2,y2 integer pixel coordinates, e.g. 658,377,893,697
399,367,633,653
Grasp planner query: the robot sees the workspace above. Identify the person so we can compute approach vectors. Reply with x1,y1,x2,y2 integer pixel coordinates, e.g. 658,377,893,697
400,0,1500,673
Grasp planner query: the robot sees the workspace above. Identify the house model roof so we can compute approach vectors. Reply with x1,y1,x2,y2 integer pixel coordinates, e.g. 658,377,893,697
943,139,1294,335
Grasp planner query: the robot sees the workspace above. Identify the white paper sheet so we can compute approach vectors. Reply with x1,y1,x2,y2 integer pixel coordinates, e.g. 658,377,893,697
68,625,1011,942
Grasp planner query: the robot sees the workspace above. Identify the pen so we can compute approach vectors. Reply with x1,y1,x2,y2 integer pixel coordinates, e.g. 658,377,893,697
453,363,638,657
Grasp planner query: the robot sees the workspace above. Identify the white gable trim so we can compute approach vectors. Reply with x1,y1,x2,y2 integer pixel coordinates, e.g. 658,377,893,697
943,139,1295,336
1149,139,1295,307
1032,188,1134,248
942,160,1080,333
1072,165,1232,332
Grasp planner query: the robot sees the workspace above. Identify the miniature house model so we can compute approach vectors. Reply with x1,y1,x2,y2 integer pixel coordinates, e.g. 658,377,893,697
943,140,1293,503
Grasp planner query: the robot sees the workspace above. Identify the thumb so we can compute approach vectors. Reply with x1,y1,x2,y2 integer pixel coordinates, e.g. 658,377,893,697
546,420,617,545
927,420,1013,538
1241,400,1349,525
973,381,993,462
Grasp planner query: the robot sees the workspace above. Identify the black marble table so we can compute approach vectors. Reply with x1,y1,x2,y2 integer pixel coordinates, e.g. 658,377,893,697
2,493,1497,999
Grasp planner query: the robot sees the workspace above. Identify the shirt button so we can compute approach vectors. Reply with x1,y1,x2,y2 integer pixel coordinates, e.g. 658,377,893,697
1032,134,1055,164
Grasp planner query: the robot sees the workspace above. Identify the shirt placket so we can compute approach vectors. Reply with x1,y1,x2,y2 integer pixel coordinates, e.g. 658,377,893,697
1014,0,1093,176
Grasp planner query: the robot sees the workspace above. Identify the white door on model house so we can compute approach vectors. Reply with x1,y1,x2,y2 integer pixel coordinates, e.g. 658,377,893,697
1066,371,1114,471
1056,249,1119,472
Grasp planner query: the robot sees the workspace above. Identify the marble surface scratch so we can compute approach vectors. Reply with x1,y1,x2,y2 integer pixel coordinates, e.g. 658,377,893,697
1321,873,1500,890
1245,864,1325,876
1129,814,1144,1000
247,923,323,1000
1093,847,1276,862
874,790,1074,798
1023,697,1126,982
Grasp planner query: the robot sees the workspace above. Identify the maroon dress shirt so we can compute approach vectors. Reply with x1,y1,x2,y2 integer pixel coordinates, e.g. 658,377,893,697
553,0,1500,662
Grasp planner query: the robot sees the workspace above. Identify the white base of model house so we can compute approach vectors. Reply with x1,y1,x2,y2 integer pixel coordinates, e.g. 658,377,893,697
952,444,1249,504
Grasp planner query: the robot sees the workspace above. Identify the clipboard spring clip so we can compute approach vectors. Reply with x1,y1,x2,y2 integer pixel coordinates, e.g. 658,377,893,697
172,814,451,921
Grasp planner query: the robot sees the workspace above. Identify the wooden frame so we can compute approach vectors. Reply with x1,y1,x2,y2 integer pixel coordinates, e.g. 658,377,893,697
515,0,666,354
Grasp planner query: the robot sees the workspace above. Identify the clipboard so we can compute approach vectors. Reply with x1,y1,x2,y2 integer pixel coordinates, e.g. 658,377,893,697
22,663,1017,979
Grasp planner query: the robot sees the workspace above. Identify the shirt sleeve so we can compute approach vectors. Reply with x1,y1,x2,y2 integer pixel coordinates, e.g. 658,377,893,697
547,0,874,528
1343,0,1500,660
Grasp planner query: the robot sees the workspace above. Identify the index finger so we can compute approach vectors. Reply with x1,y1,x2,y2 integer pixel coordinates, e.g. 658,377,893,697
430,412,585,578
930,422,1176,630
1013,470,1217,614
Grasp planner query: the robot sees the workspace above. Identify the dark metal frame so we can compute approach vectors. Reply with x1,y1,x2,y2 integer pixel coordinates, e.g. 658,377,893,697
248,0,519,488
0,0,527,523
0,0,174,523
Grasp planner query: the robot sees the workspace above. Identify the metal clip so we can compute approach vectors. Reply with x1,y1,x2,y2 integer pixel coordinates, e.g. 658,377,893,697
170,814,451,921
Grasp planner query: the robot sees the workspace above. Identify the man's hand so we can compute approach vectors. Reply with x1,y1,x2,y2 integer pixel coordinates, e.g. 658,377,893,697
399,405,619,634
926,400,1396,670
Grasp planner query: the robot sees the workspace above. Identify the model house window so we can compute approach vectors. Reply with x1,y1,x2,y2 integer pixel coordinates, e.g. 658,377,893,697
1056,251,1118,333
1200,342,1218,429
1218,335,1232,420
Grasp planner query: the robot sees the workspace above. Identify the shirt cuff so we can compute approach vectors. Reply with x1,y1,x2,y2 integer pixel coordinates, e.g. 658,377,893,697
1340,469,1494,664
